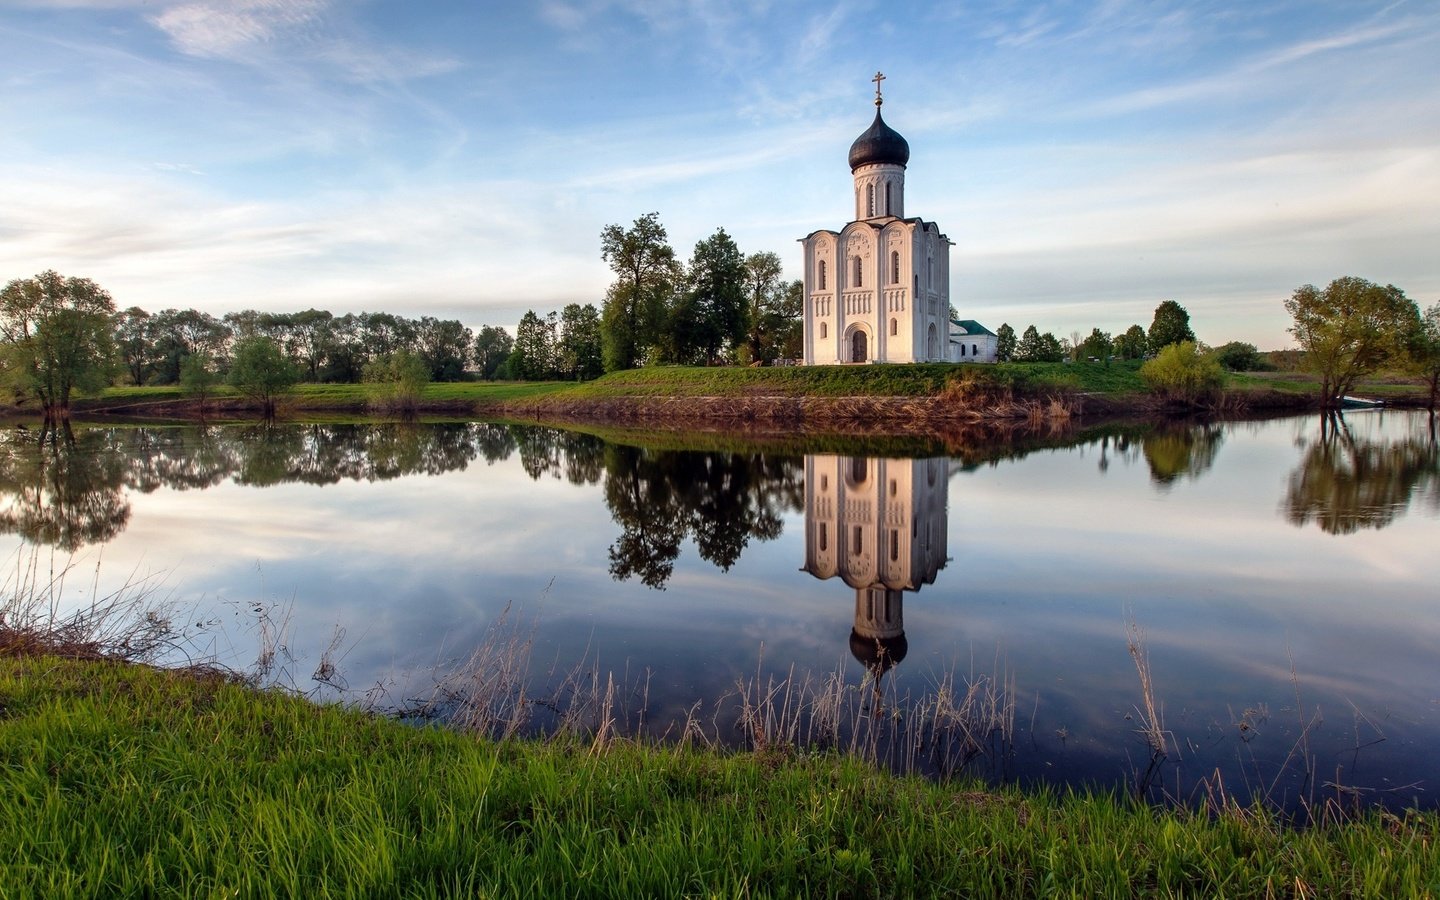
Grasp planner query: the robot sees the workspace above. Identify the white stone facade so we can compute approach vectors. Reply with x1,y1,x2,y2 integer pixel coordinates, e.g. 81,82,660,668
801,93,955,366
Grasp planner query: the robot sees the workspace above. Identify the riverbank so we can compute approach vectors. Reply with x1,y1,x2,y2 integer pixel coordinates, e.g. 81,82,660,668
56,360,1416,428
3,652,1436,897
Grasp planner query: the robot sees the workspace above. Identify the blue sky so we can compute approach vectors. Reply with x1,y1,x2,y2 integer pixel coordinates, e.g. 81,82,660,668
2,0,1436,349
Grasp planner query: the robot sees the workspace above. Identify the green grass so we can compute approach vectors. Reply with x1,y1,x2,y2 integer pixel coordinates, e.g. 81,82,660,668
3,656,1436,898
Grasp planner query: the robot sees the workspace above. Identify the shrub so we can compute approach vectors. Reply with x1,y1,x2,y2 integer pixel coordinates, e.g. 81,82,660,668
363,351,429,415
1140,341,1224,405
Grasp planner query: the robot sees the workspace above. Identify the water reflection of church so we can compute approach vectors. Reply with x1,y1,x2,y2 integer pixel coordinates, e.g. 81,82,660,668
802,455,949,677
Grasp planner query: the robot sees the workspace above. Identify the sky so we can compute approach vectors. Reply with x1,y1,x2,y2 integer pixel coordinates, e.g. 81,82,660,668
2,0,1437,350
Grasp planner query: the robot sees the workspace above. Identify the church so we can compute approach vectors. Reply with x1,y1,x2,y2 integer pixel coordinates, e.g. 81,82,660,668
800,74,996,365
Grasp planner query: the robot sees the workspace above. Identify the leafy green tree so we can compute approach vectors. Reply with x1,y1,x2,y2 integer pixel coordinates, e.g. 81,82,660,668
358,312,418,361
227,336,298,418
289,309,335,381
1114,324,1148,360
1139,340,1224,406
1013,325,1045,362
1079,328,1113,362
1213,341,1264,372
1042,333,1065,362
994,323,1016,362
1404,302,1440,409
150,308,231,384
114,306,156,385
600,212,679,371
473,325,514,380
1284,277,1418,407
773,279,804,361
0,270,118,418
415,316,473,382
510,310,556,381
180,351,220,407
363,350,429,415
742,251,784,364
674,228,747,365
315,313,364,383
1147,300,1196,353
558,303,604,381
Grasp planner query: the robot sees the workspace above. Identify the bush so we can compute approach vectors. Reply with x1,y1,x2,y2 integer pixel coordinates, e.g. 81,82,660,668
363,351,429,415
1140,341,1224,405
1213,341,1266,372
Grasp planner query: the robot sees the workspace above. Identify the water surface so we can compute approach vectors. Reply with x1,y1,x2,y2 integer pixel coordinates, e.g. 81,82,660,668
4,411,1437,811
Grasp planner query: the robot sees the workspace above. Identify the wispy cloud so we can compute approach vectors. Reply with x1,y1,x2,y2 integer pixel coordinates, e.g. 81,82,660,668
150,0,327,59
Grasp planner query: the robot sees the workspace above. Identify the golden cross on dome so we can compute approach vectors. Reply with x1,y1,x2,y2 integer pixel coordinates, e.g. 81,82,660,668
872,71,886,106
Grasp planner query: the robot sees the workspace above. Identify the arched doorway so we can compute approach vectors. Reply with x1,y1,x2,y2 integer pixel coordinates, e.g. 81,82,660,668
851,329,868,363
926,323,937,360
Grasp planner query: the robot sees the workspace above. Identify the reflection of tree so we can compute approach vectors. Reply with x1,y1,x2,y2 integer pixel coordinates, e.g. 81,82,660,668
0,424,130,551
1285,413,1439,534
1141,423,1224,486
602,445,803,589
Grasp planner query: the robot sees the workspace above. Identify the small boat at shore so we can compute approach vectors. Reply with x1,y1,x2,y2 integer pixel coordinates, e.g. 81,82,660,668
1340,396,1385,409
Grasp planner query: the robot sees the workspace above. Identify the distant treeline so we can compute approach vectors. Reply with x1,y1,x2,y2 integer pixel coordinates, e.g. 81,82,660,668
112,307,520,386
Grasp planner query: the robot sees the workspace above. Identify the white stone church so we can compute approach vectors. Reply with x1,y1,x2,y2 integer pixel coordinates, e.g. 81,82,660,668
800,75,996,365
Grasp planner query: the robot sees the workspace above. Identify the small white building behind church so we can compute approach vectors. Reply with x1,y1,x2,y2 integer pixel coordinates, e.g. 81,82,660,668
800,76,995,366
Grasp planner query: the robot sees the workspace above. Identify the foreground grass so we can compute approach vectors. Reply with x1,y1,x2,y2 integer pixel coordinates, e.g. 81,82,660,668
2,657,1436,898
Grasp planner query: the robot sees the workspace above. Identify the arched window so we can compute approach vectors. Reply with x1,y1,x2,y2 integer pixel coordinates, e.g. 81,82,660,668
867,184,875,217
852,256,862,288
885,182,892,215
851,456,867,484
890,530,899,562
852,526,863,555
818,523,827,552
820,322,827,339
891,250,900,284
817,259,826,291
889,318,897,336
960,343,967,357
972,343,979,356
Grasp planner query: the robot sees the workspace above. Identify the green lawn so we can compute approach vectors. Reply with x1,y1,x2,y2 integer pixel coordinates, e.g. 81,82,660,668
2,655,1436,898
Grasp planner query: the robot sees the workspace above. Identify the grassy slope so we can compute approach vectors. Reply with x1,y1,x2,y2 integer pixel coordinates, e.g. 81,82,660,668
3,656,1436,898
57,362,1429,421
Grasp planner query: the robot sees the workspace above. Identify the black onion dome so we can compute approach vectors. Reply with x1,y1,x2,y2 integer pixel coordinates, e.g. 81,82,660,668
848,109,910,170
849,630,909,674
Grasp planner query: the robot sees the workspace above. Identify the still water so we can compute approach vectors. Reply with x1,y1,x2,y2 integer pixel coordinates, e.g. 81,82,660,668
4,411,1437,811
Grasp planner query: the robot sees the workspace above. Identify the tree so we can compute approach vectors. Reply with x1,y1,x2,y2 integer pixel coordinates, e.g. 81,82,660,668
742,251,784,364
114,306,155,384
510,310,557,381
473,325,514,380
228,336,298,417
415,316,473,382
674,228,747,365
1013,325,1045,362
557,303,604,381
1079,328,1113,362
1406,302,1440,409
150,308,231,384
600,212,679,371
1139,340,1224,406
994,323,1016,362
180,351,220,408
1284,277,1418,407
1148,300,1196,353
0,270,117,418
1114,324,1148,360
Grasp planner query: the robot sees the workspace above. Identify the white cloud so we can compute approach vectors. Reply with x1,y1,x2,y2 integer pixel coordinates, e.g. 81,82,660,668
150,0,327,59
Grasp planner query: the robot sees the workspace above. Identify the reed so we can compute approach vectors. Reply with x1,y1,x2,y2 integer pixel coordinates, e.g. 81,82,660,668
4,653,1436,898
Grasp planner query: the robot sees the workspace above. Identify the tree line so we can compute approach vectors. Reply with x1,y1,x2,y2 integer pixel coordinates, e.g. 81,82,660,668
992,300,1200,364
